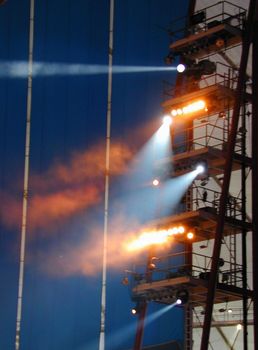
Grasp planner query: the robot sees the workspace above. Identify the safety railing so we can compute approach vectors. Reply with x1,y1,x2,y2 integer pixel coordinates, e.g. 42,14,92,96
129,251,244,293
166,1,246,43
192,185,242,219
163,62,238,100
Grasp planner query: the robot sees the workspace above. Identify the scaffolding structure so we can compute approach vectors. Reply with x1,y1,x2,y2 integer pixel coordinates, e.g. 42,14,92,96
127,1,258,349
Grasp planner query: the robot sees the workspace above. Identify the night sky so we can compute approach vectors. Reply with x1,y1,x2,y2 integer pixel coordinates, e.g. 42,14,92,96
0,1,189,349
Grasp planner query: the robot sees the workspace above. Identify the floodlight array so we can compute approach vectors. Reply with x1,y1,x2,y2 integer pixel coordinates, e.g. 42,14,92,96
125,225,194,251
171,100,206,117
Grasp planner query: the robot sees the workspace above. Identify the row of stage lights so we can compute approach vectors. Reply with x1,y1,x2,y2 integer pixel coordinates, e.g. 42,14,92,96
125,225,195,252
162,99,207,122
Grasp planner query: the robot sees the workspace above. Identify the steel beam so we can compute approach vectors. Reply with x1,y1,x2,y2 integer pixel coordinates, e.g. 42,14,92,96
252,1,258,347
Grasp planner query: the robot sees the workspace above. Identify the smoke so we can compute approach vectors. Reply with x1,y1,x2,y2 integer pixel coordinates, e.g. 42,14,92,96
35,214,142,277
0,121,188,278
0,141,133,231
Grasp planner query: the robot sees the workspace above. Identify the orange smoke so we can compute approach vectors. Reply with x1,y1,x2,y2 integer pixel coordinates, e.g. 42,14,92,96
31,141,132,192
1,141,133,231
37,214,142,277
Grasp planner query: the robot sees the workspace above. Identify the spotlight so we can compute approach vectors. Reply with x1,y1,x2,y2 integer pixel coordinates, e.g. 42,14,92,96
171,100,206,117
176,63,186,73
196,164,205,174
237,324,242,331
131,302,142,315
197,59,216,75
162,115,172,126
148,262,156,270
228,308,233,314
131,307,138,315
176,289,189,305
215,38,225,48
187,232,194,239
152,179,160,187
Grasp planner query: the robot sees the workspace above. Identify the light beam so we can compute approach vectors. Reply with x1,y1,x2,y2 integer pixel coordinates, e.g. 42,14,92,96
0,61,177,78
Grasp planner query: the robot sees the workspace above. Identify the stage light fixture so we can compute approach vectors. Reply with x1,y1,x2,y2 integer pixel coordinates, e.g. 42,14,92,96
162,115,172,126
196,164,205,174
171,100,206,117
152,178,160,187
176,63,186,73
176,289,189,305
126,225,187,251
131,307,138,315
187,232,194,239
148,262,156,270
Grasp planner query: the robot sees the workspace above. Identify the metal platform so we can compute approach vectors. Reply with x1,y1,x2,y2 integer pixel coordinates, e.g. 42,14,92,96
132,275,253,307
170,22,243,59
147,209,252,243
169,147,252,176
162,83,251,121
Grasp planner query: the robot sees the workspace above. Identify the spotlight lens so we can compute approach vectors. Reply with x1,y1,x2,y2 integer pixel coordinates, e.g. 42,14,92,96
131,308,137,315
228,308,233,313
187,232,194,239
178,226,185,234
196,164,205,174
162,115,172,126
152,179,159,186
177,64,186,73
176,299,182,305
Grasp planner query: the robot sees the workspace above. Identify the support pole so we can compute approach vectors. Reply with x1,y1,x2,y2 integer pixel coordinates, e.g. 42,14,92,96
99,1,114,350
200,2,255,349
15,1,35,349
241,96,248,350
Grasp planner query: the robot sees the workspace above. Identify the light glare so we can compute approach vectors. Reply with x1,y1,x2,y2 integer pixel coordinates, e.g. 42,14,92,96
171,100,206,117
162,115,172,126
126,226,186,251
187,232,194,239
196,164,205,174
152,179,159,186
131,308,137,315
177,64,186,73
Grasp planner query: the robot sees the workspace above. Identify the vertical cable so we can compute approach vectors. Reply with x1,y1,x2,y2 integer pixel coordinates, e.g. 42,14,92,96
15,0,35,349
99,1,114,350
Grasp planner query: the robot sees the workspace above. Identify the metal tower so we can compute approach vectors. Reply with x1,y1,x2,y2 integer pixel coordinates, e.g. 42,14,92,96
126,1,257,349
